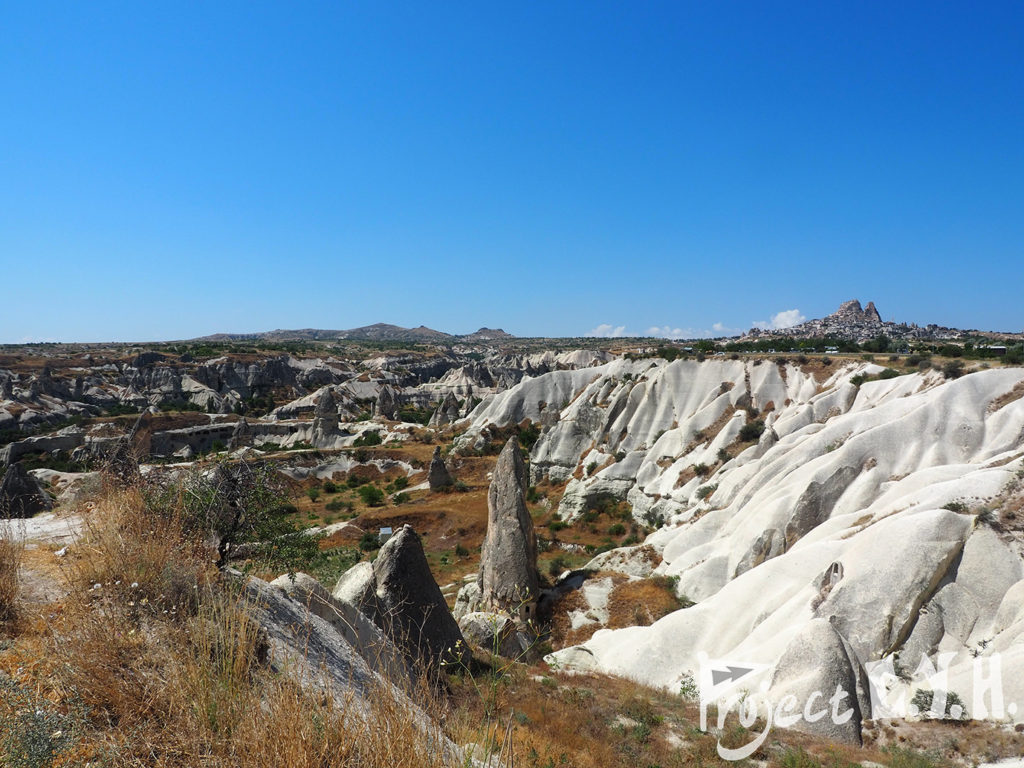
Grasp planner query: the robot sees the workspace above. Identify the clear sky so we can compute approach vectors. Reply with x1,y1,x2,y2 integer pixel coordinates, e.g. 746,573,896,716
2,2,1022,342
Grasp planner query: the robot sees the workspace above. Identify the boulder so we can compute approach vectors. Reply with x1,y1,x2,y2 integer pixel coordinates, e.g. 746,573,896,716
0,462,52,518
453,580,482,619
371,525,470,671
477,438,539,622
427,446,454,491
458,611,532,659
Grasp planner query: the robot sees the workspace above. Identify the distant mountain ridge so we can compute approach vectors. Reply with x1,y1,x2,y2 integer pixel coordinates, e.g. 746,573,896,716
193,324,514,343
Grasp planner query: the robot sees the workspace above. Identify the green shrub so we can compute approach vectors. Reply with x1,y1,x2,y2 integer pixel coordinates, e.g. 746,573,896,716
608,523,626,536
878,367,901,379
392,492,410,505
692,462,710,477
357,484,385,507
943,360,965,379
586,461,597,476
738,420,765,442
306,487,321,502
696,484,717,500
322,480,338,494
353,430,382,447
359,531,381,551
325,498,352,513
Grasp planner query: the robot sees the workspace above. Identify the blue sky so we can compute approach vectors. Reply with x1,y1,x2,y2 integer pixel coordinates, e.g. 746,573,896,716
2,2,1022,342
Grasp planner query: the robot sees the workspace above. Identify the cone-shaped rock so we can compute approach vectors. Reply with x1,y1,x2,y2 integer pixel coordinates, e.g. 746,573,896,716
478,438,539,621
427,446,453,491
372,524,469,671
428,392,460,428
375,384,398,420
0,462,52,518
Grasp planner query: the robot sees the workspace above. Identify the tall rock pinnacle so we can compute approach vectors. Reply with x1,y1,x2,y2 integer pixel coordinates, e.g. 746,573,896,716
478,438,539,622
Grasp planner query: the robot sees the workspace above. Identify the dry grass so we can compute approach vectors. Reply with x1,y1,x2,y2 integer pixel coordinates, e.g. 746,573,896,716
0,481,462,767
990,380,1024,412
607,575,684,629
0,520,23,624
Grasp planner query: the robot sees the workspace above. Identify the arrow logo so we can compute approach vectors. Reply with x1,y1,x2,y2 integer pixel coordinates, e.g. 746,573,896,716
712,665,755,686
697,653,770,702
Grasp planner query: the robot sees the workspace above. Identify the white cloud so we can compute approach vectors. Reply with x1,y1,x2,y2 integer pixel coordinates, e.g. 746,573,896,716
751,309,806,331
586,323,628,338
646,326,686,339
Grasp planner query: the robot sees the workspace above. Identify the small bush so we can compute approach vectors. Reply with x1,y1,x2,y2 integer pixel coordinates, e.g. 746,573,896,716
586,461,597,476
692,462,710,477
357,484,385,507
738,420,765,442
696,484,717,501
306,487,321,502
943,360,965,380
910,689,968,720
454,543,469,558
322,480,338,494
608,523,626,536
716,448,730,464
325,498,352,513
392,492,410,506
878,367,901,380
359,531,381,551
353,430,382,447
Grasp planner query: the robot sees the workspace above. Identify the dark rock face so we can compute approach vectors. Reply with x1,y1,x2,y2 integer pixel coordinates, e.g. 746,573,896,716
0,463,52,518
375,385,399,420
770,619,870,744
371,525,469,671
427,446,453,491
428,392,461,428
786,465,861,545
311,389,339,445
478,438,539,622
228,417,252,449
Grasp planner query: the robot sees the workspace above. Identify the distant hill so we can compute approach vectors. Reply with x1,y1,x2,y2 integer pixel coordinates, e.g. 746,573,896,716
192,324,515,344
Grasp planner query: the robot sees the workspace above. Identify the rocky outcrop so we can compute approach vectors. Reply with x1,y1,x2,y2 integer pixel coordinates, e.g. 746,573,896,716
428,392,461,427
367,525,469,671
0,463,52,518
458,611,531,659
769,619,871,744
311,389,340,446
427,447,453,491
476,438,539,622
375,384,399,420
270,572,412,688
228,417,252,450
